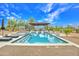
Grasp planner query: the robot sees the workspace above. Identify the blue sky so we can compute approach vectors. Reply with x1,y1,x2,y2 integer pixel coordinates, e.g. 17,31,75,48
0,3,79,26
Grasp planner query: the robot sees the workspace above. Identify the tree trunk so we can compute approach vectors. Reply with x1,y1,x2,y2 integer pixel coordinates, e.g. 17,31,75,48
2,30,4,36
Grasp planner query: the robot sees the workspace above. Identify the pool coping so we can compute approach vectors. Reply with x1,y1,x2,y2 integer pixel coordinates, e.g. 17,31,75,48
0,31,79,48
51,33,79,48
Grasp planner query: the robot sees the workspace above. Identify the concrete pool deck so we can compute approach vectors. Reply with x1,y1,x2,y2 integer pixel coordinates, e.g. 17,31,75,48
0,45,79,56
0,32,79,56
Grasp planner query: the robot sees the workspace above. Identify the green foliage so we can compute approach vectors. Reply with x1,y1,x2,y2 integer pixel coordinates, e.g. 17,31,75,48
45,25,49,30
76,28,79,33
63,26,73,36
6,18,17,31
25,21,30,30
28,17,35,23
45,25,63,32
53,26,63,32
27,17,35,30
18,20,25,26
16,19,26,31
6,19,11,31
4,16,79,33
1,19,5,30
0,26,1,30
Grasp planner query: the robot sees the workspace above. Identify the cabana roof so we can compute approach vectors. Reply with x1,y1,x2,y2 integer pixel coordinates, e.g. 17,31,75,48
29,22,50,26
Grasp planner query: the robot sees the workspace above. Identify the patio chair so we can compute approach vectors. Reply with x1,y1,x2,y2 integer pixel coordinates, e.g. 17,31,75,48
0,37,12,41
4,34,19,38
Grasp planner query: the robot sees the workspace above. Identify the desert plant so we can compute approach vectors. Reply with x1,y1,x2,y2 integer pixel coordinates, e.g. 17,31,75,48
63,27,73,36
76,28,79,33
45,25,49,30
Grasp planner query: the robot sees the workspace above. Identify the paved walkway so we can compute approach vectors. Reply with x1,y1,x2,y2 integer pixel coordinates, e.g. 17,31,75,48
0,45,78,56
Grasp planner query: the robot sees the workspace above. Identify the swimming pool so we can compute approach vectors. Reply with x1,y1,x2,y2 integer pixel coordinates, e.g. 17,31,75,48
14,31,68,44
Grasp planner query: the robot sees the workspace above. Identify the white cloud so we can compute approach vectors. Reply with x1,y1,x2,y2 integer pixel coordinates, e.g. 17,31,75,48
7,13,10,16
41,3,54,13
37,20,43,22
1,13,5,16
4,9,9,13
10,4,19,11
11,12,22,19
73,6,79,8
44,6,71,24
10,16,14,19
0,11,4,14
0,4,10,17
11,12,19,18
40,3,75,24
4,9,10,16
0,11,5,16
7,17,10,19
7,16,15,19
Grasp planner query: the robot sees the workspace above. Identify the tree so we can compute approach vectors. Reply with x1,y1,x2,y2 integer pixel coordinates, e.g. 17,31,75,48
1,19,5,30
6,19,11,31
6,17,18,32
25,21,29,30
63,26,73,36
28,17,35,31
17,19,26,31
1,19,5,36
12,19,17,31
76,28,79,33
10,18,17,31
45,25,49,30
28,17,35,23
76,26,79,33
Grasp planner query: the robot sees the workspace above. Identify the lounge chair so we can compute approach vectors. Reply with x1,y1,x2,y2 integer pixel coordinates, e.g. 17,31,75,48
5,34,19,38
0,37,12,41
15,32,26,36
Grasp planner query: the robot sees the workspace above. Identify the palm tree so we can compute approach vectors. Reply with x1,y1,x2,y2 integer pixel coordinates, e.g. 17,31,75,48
1,19,5,36
17,19,26,31
25,21,29,30
28,17,35,31
6,17,18,32
10,18,15,31
12,19,17,31
6,19,11,31
28,17,35,23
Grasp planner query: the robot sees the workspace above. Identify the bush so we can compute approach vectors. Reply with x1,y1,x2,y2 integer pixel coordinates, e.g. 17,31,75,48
76,29,79,33
63,27,73,36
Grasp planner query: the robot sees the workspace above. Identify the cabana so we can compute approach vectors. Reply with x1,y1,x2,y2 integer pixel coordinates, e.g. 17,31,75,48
29,22,49,31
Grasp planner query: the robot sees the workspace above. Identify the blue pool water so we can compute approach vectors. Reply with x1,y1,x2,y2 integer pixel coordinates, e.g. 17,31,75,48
15,32,68,44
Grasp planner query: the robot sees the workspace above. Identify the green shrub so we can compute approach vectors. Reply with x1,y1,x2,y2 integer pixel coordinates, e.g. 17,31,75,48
63,27,73,36
76,29,79,33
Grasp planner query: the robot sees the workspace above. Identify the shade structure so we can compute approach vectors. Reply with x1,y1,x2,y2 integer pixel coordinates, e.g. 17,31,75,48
29,22,49,26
